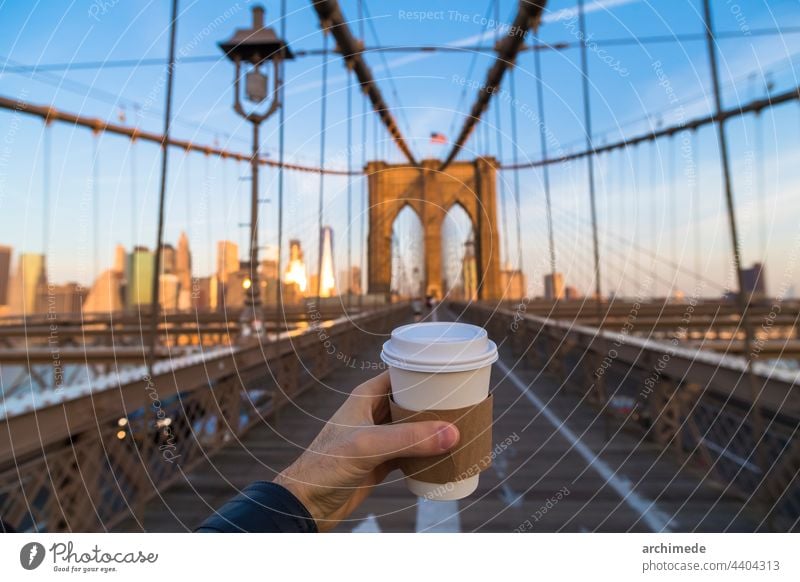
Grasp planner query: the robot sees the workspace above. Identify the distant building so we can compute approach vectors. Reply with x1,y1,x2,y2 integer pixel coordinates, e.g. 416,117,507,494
84,270,124,313
47,282,86,314
159,273,180,311
112,244,126,274
500,267,526,300
565,285,581,300
159,243,177,274
741,262,767,297
8,253,46,316
125,246,154,307
191,276,214,312
544,272,565,300
319,226,336,298
0,245,11,306
284,239,308,297
339,265,362,296
217,240,239,285
461,238,477,301
261,259,279,304
176,231,192,311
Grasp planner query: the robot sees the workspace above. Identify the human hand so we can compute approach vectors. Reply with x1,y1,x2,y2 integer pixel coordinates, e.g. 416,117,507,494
273,371,460,531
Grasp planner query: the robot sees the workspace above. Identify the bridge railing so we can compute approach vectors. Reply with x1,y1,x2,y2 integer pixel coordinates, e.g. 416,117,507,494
0,303,409,532
452,300,800,530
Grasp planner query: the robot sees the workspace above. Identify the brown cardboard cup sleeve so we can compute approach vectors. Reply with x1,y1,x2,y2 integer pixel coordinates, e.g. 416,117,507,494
388,394,493,484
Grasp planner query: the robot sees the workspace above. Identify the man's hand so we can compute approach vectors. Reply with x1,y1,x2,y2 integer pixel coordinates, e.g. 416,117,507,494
273,371,459,531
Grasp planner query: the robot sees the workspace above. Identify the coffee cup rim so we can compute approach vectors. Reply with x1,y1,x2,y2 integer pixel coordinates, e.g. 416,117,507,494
380,322,498,373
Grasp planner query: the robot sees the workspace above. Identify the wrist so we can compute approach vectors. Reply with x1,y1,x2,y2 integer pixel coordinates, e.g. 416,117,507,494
274,470,324,525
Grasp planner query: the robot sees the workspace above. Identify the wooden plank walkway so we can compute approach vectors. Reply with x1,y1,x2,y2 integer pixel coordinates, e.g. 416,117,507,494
115,311,759,532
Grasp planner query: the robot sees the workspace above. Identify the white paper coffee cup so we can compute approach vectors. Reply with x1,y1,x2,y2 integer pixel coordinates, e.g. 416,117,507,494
381,322,497,501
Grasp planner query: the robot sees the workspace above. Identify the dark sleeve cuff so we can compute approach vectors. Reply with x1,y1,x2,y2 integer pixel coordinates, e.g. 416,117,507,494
195,481,318,533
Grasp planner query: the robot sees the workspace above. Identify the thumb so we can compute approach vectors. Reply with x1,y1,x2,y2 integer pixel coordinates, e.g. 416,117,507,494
353,421,460,466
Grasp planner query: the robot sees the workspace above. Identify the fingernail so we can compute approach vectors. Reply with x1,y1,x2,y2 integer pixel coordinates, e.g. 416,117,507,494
437,425,459,450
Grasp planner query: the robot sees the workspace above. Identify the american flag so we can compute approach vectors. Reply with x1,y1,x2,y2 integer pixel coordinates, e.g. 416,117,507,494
430,132,447,144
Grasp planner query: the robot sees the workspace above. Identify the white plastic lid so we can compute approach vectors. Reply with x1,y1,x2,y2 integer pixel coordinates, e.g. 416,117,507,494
381,322,498,373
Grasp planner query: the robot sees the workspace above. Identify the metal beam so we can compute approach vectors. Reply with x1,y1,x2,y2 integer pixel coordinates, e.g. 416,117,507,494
440,0,547,170
310,0,418,165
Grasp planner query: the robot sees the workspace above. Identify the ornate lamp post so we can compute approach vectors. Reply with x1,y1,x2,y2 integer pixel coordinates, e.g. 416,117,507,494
219,5,293,335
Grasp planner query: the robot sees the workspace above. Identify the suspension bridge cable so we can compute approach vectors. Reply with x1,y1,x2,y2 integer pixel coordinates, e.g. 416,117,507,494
532,46,558,291
577,0,603,307
0,95,356,176
130,126,138,246
7,26,800,74
669,135,677,280
649,137,658,275
633,144,642,289
92,133,100,281
492,0,510,271
499,85,800,170
347,70,353,302
692,130,701,290
702,0,768,481
316,31,330,301
277,0,287,318
446,0,496,144
185,154,192,242
440,1,545,170
148,0,179,373
42,122,51,259
361,0,413,140
755,107,767,261
509,67,523,274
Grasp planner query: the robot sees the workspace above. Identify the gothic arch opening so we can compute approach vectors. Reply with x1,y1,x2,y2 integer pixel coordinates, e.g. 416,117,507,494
441,202,477,301
390,205,424,299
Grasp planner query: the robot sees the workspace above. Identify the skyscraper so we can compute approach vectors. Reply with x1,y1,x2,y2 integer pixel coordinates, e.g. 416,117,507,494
544,272,565,300
7,253,45,316
125,246,154,308
176,232,191,282
319,226,336,298
159,243,177,274
217,240,239,284
741,262,767,297
284,239,308,294
0,245,11,306
112,244,126,274
176,231,192,311
83,270,124,313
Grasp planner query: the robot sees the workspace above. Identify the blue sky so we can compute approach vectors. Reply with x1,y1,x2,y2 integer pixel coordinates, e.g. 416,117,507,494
1,0,799,298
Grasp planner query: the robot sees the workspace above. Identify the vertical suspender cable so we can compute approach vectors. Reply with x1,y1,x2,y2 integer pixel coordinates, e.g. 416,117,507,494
92,133,100,281
316,31,330,301
185,154,192,240
347,71,353,305
755,108,767,261
702,0,768,482
509,67,523,278
669,135,677,291
130,133,138,247
43,123,51,267
534,47,558,295
649,137,657,279
148,0,179,373
617,147,627,296
277,0,287,321
634,144,642,287
577,0,602,305
692,130,701,289
358,0,366,308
